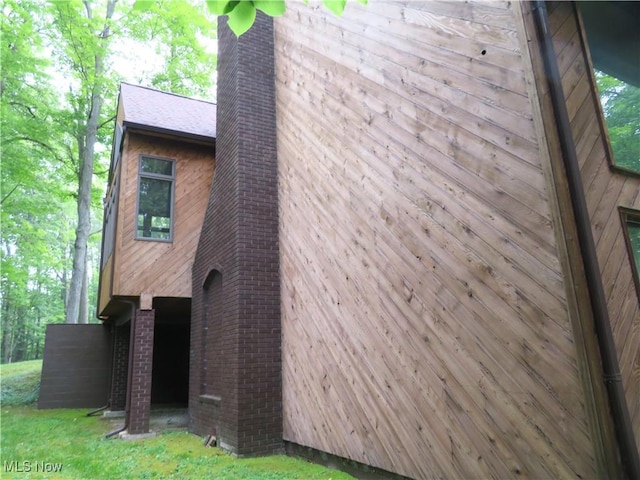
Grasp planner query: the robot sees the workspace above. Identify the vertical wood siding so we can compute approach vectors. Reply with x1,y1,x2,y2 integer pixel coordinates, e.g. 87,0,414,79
276,1,597,478
112,135,214,299
98,254,113,314
548,1,640,450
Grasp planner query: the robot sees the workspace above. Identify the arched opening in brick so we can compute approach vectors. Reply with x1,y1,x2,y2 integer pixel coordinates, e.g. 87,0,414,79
202,270,223,397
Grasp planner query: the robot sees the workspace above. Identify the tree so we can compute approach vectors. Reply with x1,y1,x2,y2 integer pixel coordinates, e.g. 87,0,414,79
46,0,118,324
134,0,365,37
129,1,217,96
1,0,216,361
45,0,216,324
595,70,640,174
1,0,73,360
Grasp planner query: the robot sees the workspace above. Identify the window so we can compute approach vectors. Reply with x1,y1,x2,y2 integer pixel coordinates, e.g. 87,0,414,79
593,72,640,174
579,2,640,174
136,156,175,241
108,124,123,184
627,219,640,272
623,211,640,297
101,177,118,267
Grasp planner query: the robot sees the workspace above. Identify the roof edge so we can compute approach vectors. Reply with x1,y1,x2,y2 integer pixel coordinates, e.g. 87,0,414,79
123,121,216,145
119,82,217,106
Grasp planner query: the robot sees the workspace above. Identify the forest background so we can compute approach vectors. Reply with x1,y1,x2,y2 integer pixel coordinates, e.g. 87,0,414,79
1,0,217,363
0,0,363,366
2,0,638,365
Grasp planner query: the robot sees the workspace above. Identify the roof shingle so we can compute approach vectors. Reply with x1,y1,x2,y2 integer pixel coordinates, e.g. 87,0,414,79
119,83,216,139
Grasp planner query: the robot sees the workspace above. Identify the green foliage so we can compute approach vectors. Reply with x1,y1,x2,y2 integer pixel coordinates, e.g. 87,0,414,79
1,0,217,358
254,0,287,17
126,1,217,96
226,1,257,36
0,360,42,405
0,404,356,479
595,70,640,174
1,0,72,362
322,0,348,16
135,0,366,36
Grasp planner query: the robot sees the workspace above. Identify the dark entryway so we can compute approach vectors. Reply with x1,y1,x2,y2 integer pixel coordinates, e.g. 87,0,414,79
151,298,190,406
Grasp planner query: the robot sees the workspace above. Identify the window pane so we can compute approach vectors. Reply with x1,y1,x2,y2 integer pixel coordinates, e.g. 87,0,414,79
595,71,640,173
137,177,172,240
141,157,173,176
579,2,640,174
628,220,640,275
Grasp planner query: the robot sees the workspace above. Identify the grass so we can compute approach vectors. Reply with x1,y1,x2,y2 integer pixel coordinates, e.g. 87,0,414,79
0,361,355,480
0,360,43,406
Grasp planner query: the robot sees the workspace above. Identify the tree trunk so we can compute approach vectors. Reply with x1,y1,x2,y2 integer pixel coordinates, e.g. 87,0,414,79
65,93,101,323
79,258,89,324
65,177,89,323
61,244,70,308
64,0,115,324
35,310,42,360
2,291,12,364
65,93,102,323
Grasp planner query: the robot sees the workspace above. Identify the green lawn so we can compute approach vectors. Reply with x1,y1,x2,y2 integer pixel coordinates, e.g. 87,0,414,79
0,361,354,480
0,359,42,406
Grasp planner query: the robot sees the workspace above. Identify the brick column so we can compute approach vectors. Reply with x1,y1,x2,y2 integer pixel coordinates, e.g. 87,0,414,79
110,325,129,411
127,309,155,435
190,13,282,455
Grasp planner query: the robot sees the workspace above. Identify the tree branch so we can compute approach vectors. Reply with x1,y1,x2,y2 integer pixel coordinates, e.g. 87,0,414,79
3,136,63,163
82,0,92,20
1,184,20,205
7,102,37,118
101,0,118,39
97,114,116,130
56,3,89,83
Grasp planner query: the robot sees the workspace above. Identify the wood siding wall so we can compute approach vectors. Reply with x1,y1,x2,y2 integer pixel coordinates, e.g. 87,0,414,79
98,254,113,315
275,2,598,478
112,134,214,300
548,1,640,450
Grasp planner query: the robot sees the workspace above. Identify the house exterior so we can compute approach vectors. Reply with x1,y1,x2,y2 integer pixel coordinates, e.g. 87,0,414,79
39,84,216,435
39,1,638,479
97,83,216,434
189,2,638,478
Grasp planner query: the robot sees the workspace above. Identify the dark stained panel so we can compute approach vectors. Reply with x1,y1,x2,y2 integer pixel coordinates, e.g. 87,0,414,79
38,324,112,409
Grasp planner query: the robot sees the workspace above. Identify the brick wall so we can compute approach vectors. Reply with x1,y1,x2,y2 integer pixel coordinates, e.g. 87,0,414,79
190,12,282,455
127,309,155,435
38,324,111,409
110,324,129,411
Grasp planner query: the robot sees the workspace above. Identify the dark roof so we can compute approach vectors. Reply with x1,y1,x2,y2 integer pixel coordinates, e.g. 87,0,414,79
119,83,216,140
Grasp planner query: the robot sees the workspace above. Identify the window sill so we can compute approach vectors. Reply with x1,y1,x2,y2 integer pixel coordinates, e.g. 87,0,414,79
199,394,221,407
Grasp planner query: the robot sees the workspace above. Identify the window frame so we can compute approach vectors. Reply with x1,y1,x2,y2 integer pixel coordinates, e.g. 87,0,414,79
135,154,176,243
101,174,119,266
619,207,640,300
577,3,640,178
108,123,124,185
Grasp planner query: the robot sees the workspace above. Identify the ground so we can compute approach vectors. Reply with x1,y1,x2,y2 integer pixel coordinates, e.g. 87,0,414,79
0,360,355,480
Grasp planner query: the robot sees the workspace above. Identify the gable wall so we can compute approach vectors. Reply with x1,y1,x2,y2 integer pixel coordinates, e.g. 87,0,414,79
275,2,598,478
547,0,640,449
112,133,214,299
